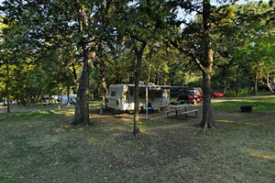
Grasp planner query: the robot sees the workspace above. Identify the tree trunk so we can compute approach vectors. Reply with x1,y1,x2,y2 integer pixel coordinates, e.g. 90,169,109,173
113,57,120,84
132,41,146,136
169,65,177,86
265,74,275,94
72,1,92,126
129,60,136,84
220,67,229,94
100,58,108,97
72,50,91,126
199,0,215,130
133,53,142,136
200,71,215,129
254,72,258,95
133,65,141,136
156,70,159,85
6,62,10,113
222,79,229,94
58,86,61,109
66,82,71,106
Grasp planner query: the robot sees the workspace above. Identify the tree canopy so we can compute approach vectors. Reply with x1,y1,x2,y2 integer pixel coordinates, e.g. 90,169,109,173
0,0,275,132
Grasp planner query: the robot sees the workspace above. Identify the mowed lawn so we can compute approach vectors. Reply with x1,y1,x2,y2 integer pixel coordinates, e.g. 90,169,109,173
0,98,275,183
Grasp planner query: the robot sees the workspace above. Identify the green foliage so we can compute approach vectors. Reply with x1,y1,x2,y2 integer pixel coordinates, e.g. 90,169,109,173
224,89,254,97
0,0,275,113
209,1,275,92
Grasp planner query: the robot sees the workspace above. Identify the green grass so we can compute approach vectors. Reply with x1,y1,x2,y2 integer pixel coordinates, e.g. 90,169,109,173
0,99,275,183
0,100,103,112
256,90,274,96
0,103,70,111
212,98,275,113
89,100,104,105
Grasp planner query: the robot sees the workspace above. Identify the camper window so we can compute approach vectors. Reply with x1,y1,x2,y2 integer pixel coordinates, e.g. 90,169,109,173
130,89,134,96
139,91,146,98
111,91,116,96
155,90,164,98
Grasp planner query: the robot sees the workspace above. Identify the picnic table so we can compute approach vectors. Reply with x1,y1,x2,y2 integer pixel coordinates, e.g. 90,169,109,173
165,104,198,118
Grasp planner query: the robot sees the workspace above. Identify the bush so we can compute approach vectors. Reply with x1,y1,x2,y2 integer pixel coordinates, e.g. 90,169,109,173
224,89,253,97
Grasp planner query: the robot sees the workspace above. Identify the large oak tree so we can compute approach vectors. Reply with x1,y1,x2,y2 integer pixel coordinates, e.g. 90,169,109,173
1,0,116,125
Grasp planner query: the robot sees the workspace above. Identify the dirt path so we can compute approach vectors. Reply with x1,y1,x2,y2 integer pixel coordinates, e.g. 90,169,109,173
212,94,275,103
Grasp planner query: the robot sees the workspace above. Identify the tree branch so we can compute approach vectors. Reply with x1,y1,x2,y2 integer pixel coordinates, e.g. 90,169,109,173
169,39,207,73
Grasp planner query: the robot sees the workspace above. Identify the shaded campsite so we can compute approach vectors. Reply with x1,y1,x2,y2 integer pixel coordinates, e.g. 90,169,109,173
1,97,275,183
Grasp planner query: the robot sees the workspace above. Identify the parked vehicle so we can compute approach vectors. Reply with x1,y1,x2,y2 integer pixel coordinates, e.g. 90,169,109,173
211,92,224,98
258,83,275,90
258,84,269,91
59,94,77,104
105,83,170,111
0,99,16,106
177,88,202,105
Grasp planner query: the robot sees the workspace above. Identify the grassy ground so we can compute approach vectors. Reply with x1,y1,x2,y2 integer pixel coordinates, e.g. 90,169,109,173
212,98,275,113
0,100,103,113
0,98,275,183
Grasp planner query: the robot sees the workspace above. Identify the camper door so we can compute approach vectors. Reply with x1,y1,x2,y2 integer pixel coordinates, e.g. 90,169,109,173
106,85,123,110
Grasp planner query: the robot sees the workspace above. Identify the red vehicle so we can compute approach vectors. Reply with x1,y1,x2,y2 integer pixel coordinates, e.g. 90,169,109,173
211,92,224,98
177,89,202,105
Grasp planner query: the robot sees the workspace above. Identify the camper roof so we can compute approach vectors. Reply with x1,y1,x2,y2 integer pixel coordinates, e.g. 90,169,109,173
110,84,170,89
109,84,199,90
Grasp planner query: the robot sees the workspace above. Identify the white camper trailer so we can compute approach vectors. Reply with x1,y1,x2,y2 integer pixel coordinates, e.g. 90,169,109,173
105,84,170,111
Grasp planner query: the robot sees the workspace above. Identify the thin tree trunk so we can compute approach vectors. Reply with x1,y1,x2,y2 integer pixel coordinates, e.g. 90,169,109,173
6,61,10,113
221,68,228,94
100,58,108,97
96,45,108,101
66,82,70,106
132,41,146,136
169,66,177,86
222,80,228,94
265,74,275,94
133,65,141,136
58,86,61,109
254,72,258,95
133,52,142,136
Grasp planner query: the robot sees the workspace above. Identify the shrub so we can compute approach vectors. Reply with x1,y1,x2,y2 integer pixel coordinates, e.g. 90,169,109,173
224,89,253,97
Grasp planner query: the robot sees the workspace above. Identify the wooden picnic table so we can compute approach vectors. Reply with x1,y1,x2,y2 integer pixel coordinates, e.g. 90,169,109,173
165,104,198,118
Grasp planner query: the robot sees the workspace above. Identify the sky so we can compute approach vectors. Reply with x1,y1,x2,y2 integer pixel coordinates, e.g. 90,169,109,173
176,0,270,25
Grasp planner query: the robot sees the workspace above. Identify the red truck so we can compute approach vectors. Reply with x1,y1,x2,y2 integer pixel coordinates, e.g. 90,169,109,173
177,88,203,105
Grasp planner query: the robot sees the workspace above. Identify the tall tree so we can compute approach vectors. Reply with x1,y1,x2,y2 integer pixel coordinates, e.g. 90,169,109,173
168,0,218,129
0,16,29,112
1,0,116,125
165,0,271,130
112,0,169,135
238,1,275,94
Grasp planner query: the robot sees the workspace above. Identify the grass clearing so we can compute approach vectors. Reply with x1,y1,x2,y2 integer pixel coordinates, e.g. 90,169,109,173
212,98,275,113
0,100,103,112
0,98,275,182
